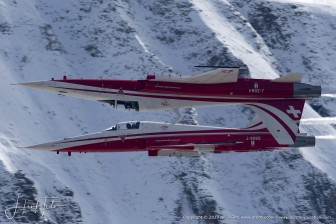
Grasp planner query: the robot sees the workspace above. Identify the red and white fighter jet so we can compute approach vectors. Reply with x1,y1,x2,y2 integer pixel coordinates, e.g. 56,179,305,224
27,99,314,156
19,68,321,111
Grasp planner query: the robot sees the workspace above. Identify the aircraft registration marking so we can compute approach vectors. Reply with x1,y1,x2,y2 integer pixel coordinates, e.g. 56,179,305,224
245,136,261,141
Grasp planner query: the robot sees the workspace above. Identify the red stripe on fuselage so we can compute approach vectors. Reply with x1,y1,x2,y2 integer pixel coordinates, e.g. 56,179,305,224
55,131,279,153
54,78,294,99
53,85,291,103
62,128,270,144
244,121,263,129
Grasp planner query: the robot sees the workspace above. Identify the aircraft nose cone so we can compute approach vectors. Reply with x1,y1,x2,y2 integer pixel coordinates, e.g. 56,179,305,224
18,81,49,90
26,142,60,151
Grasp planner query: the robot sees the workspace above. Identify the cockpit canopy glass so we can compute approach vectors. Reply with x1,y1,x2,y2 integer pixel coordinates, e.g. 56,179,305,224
107,121,140,131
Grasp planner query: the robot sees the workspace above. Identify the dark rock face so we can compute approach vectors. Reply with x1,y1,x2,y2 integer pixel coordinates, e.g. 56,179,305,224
0,22,12,35
0,161,82,223
84,44,104,57
258,151,336,224
40,24,66,53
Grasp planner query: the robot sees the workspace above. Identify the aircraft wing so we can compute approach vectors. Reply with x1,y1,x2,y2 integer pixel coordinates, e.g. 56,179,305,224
182,68,239,83
153,68,239,84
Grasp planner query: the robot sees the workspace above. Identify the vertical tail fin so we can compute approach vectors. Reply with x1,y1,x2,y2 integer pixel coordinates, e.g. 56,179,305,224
247,100,305,144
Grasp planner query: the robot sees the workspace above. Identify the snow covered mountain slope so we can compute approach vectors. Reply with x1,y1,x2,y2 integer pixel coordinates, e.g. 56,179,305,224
0,0,336,223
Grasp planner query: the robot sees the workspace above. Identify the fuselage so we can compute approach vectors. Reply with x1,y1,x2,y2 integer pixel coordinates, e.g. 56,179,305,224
28,121,314,156
21,69,320,156
20,75,321,111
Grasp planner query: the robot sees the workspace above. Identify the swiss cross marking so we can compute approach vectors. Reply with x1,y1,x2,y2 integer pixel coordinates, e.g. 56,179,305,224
286,106,301,118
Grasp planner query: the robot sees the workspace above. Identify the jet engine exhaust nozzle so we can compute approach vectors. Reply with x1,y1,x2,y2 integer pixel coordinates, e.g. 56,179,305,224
293,83,321,98
290,136,315,148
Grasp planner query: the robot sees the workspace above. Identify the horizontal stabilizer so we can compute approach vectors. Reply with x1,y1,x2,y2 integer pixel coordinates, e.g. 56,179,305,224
271,73,302,83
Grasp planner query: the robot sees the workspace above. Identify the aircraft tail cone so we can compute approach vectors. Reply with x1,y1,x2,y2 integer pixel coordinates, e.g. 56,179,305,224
293,83,321,98
289,136,315,147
